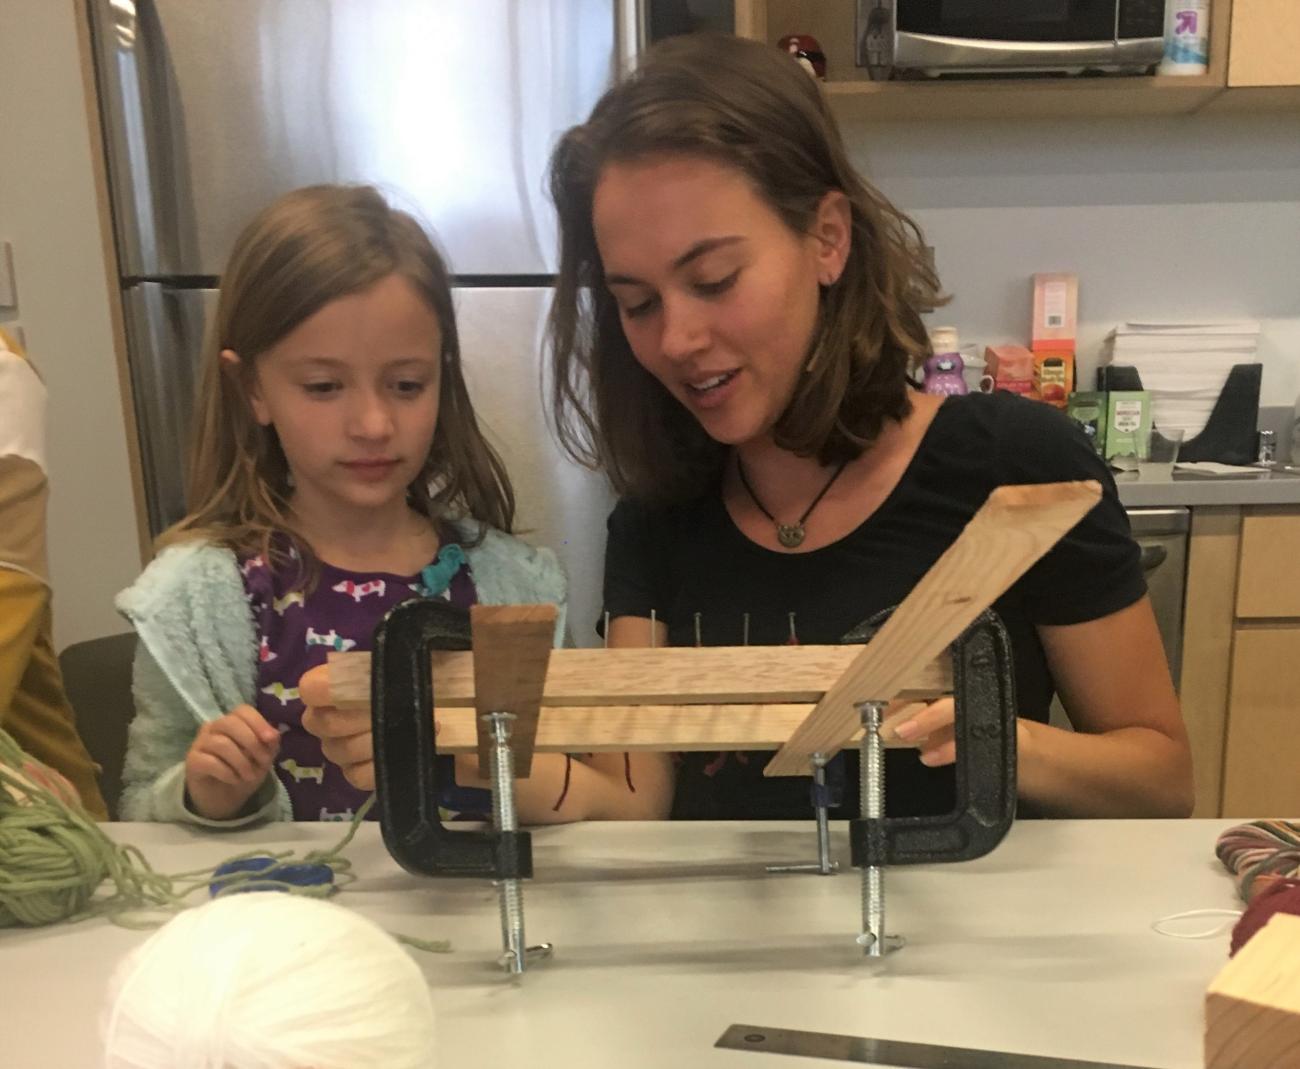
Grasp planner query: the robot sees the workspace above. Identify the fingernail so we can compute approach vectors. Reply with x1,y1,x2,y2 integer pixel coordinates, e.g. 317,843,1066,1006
893,720,919,740
919,751,938,766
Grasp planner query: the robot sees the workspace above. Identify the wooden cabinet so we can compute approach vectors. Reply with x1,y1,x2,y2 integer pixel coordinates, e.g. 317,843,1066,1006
1237,511,1300,617
1227,0,1300,87
731,0,1300,119
1181,505,1300,817
1223,627,1300,815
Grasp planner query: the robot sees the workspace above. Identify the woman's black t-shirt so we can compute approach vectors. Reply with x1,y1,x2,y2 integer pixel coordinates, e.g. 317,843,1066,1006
601,392,1146,820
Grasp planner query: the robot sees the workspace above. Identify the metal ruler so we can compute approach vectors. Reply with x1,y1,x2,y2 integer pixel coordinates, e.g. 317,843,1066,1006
715,1025,1157,1069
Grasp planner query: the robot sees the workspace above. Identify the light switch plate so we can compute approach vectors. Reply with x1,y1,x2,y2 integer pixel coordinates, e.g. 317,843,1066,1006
0,242,15,309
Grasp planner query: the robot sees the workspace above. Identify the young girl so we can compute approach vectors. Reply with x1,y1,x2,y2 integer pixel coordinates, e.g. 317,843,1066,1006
546,35,1193,820
117,185,649,825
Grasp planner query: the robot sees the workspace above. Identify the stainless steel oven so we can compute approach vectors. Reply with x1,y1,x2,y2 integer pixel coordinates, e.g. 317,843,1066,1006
857,0,1167,79
1128,507,1189,688
1049,506,1188,731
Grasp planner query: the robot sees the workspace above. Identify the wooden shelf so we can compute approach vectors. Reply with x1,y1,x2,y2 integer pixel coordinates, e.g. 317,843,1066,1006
820,74,1225,123
739,0,1300,122
1200,84,1300,113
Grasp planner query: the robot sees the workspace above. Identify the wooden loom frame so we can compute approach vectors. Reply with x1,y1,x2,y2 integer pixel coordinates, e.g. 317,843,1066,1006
316,482,1102,777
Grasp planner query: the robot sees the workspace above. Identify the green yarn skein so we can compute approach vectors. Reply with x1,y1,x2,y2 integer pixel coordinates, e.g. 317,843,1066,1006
0,724,358,929
0,726,177,927
0,726,449,952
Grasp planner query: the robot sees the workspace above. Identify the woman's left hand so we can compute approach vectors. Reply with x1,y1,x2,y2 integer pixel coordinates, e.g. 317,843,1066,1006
886,697,956,767
886,697,1026,768
886,597,1192,817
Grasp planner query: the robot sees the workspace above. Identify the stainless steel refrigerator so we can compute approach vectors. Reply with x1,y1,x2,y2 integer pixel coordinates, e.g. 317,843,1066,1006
89,0,636,644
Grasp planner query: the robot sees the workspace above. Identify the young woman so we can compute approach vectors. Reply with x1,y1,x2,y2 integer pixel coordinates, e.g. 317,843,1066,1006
546,34,1193,821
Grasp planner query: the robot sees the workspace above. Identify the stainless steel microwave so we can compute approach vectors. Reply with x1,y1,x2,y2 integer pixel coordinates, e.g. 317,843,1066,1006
857,0,1167,79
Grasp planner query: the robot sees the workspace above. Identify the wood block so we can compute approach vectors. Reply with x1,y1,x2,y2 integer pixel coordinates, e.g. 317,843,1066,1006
324,645,953,710
765,481,1101,777
470,605,555,778
1206,914,1300,1068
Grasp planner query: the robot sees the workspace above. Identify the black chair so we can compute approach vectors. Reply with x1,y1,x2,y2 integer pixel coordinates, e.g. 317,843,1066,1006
58,632,136,819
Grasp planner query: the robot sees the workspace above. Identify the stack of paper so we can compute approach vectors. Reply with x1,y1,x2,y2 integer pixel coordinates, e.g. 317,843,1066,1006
1101,321,1260,440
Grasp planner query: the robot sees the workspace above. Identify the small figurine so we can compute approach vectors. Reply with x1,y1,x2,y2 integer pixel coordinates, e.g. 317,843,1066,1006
922,352,969,396
778,34,827,80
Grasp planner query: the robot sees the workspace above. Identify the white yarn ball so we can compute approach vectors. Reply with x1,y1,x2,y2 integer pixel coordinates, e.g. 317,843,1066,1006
101,893,436,1069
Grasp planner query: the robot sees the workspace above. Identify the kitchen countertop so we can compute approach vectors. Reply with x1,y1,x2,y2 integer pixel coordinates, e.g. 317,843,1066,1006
1117,469,1300,509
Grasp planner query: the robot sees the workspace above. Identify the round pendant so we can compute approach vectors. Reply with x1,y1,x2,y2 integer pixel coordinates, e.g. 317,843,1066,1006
777,524,806,549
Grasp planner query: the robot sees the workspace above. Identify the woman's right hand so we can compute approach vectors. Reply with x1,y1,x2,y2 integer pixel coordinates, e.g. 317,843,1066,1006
184,704,281,820
299,665,375,790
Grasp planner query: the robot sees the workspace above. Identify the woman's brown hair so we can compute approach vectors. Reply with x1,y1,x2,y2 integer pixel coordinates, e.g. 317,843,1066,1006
162,184,514,576
547,33,942,503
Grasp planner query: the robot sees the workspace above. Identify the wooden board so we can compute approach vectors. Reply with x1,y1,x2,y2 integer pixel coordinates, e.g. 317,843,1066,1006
764,481,1101,777
470,604,555,778
1206,913,1300,1068
324,645,953,710
424,703,918,755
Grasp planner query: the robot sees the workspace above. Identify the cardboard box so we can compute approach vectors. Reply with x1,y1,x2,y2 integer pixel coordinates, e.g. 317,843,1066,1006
1103,391,1152,460
1032,273,1078,353
1066,391,1107,456
1034,352,1074,408
982,344,1036,396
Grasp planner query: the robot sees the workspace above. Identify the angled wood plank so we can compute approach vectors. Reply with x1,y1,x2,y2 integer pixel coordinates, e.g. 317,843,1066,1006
764,481,1101,777
325,645,953,709
471,604,555,778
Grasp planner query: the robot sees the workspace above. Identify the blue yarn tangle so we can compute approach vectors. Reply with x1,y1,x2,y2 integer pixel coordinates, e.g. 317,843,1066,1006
208,856,335,898
419,543,466,598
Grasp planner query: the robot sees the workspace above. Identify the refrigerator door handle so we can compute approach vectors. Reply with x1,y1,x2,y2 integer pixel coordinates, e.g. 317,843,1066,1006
88,0,163,277
121,283,218,535
614,0,645,79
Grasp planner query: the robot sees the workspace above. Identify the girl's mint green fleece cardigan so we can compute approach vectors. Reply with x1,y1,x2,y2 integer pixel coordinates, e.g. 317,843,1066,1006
115,523,567,826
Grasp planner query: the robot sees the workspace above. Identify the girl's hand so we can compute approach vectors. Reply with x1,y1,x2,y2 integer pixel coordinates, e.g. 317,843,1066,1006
300,665,375,790
184,704,280,820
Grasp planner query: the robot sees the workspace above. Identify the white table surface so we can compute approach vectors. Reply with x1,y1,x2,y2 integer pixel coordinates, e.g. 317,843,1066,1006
1,819,1243,1068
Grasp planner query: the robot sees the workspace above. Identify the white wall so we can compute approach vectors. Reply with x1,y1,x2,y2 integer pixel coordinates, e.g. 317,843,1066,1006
453,287,616,648
845,112,1300,407
0,1,143,649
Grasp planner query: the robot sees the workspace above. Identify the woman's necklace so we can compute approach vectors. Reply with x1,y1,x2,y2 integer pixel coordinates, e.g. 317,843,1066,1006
735,456,850,549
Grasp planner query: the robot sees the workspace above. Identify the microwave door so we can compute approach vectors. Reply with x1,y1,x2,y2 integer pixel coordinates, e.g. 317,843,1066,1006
897,0,1115,43
872,0,1165,76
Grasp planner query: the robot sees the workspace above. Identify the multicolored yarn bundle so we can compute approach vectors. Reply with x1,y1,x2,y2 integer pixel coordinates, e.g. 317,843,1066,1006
1216,820,1300,902
1215,820,1300,956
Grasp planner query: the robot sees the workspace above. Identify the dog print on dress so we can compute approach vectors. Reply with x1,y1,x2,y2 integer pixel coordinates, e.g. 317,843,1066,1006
239,538,487,821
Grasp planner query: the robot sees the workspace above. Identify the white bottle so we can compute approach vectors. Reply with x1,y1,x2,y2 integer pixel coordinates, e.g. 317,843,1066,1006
1159,0,1211,76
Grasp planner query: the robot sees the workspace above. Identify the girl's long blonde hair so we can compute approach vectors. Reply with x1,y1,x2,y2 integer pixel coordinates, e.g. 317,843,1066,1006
162,185,514,574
